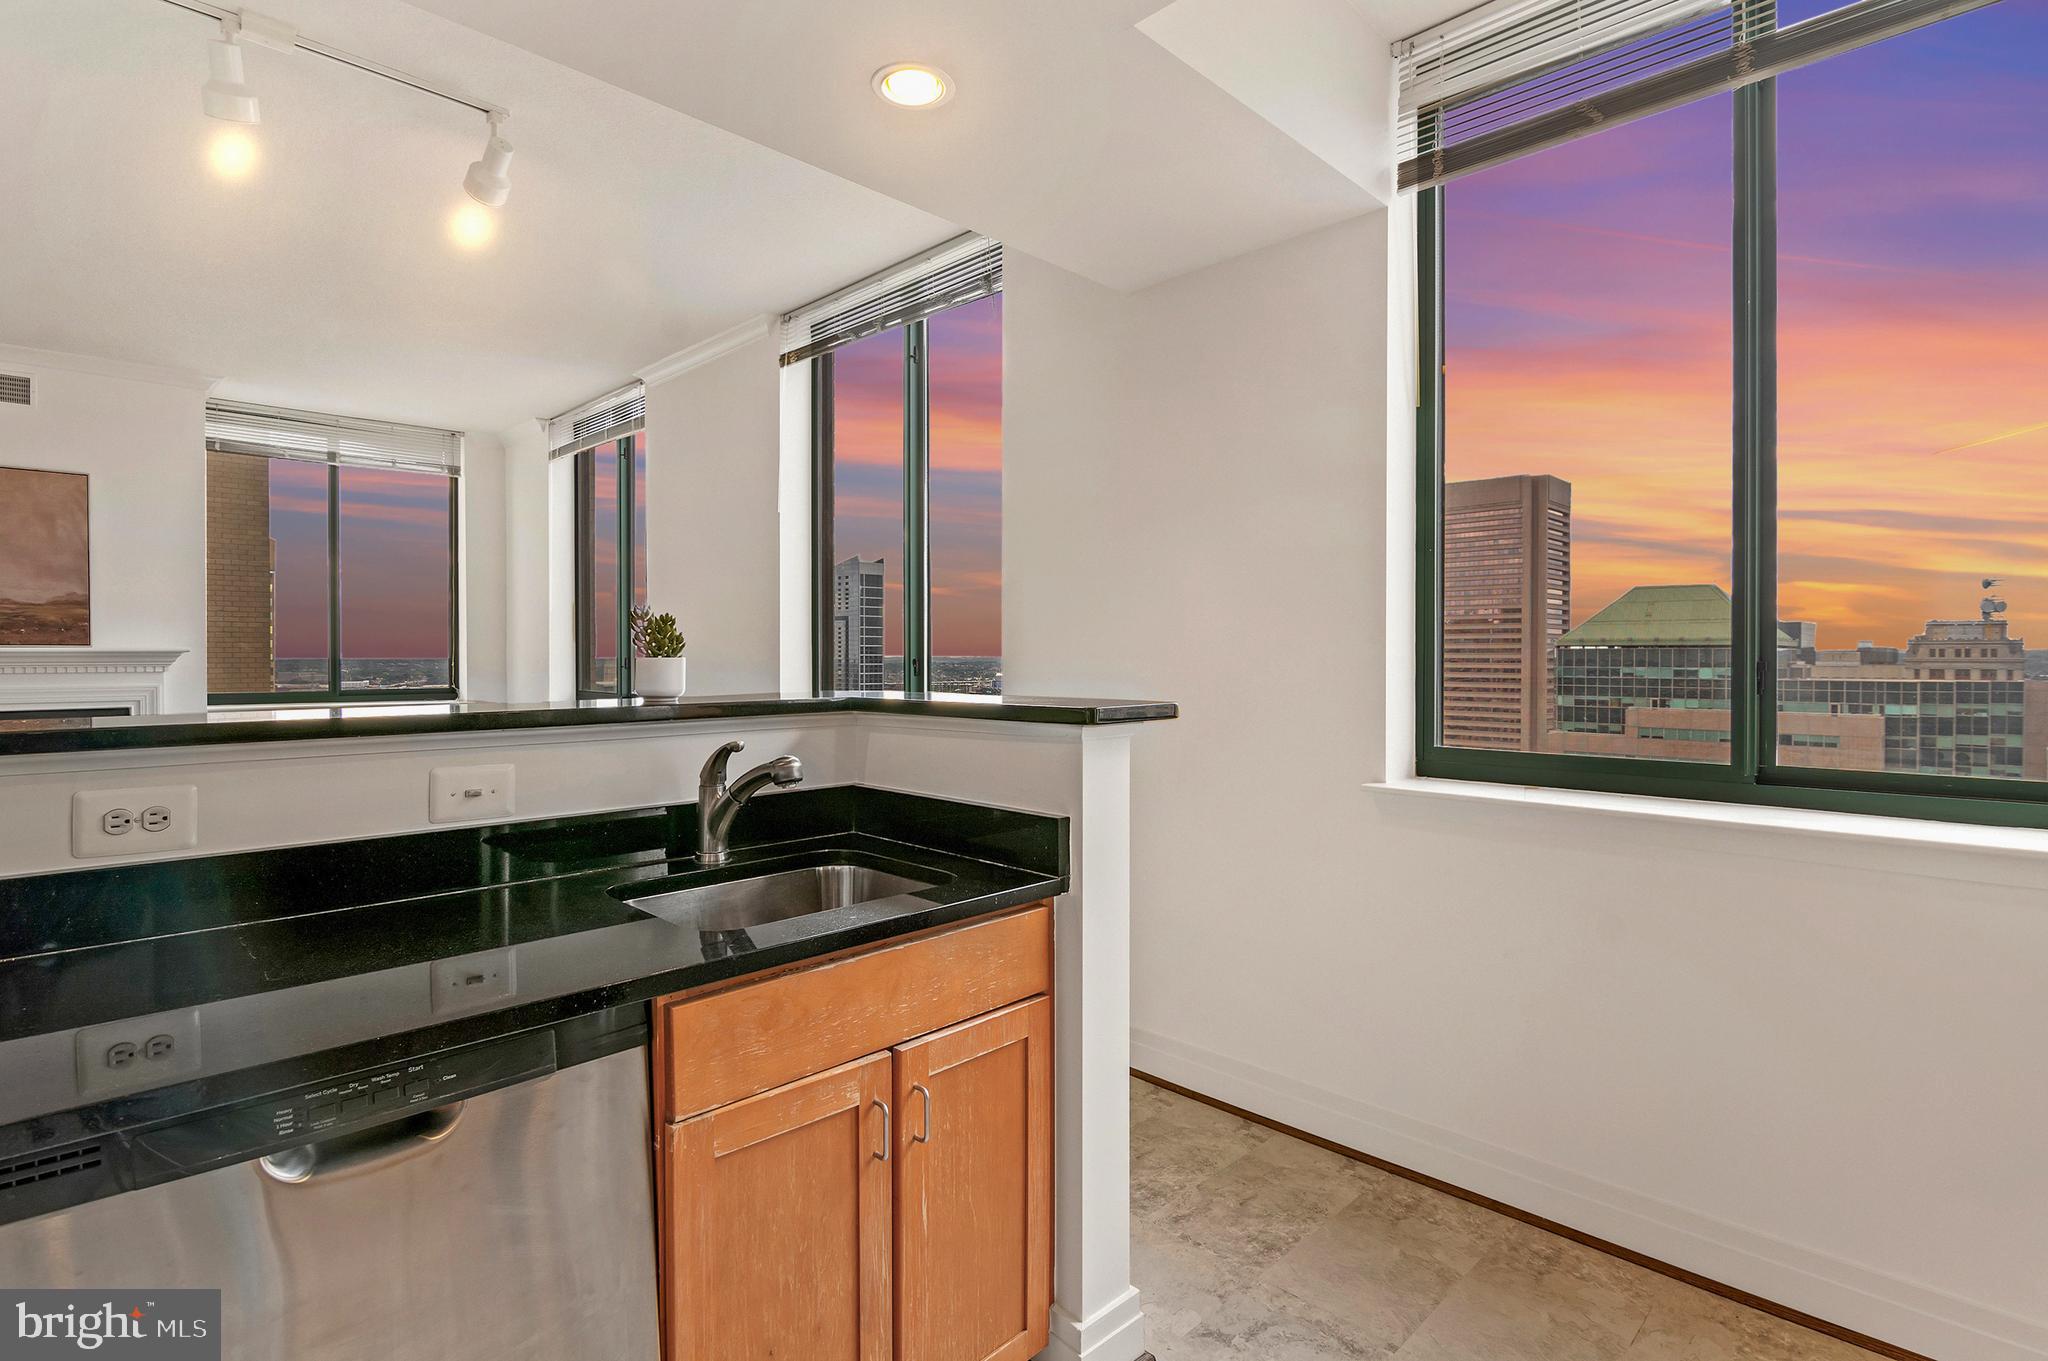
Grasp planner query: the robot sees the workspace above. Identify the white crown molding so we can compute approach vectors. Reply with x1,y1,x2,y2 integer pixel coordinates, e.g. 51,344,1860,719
635,315,773,388
0,344,218,393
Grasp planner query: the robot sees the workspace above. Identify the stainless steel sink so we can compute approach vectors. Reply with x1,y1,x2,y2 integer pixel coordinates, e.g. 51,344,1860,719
622,863,940,931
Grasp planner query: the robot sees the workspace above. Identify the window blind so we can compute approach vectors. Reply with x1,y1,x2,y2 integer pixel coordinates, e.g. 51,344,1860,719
779,232,1002,367
546,381,645,460
204,400,463,476
1395,0,1997,191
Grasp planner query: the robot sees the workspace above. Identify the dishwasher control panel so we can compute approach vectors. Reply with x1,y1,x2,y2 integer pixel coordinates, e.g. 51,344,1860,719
127,1028,558,1177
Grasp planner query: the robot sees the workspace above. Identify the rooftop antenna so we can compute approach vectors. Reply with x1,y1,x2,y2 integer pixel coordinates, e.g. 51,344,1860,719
1981,577,2008,623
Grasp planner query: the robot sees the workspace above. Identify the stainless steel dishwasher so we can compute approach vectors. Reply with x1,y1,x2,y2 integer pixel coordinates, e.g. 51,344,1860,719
0,1027,660,1361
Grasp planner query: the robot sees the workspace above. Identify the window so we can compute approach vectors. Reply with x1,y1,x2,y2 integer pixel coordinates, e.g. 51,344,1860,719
1440,95,1732,763
551,382,649,699
574,437,648,697
204,403,459,703
1415,0,2048,829
801,236,1003,695
926,294,1005,695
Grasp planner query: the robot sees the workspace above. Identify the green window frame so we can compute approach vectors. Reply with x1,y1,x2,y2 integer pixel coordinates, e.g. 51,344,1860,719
207,457,460,707
1414,7,2048,833
810,297,1004,697
574,435,646,700
811,321,930,693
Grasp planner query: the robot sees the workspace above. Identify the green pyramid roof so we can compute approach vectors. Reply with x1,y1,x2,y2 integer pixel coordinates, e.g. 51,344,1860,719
1558,584,1792,648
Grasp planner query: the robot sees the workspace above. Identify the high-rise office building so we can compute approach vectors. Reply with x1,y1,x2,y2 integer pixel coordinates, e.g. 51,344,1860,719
832,556,886,690
1440,474,1571,750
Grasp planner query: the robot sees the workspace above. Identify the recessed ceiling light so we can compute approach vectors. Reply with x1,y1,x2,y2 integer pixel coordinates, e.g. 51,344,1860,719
872,64,953,108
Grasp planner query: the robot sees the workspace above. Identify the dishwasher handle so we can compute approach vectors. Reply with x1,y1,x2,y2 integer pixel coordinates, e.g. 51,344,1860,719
259,1102,466,1185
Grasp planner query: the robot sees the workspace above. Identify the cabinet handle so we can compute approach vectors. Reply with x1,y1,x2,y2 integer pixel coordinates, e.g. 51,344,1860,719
873,1098,890,1161
911,1082,933,1145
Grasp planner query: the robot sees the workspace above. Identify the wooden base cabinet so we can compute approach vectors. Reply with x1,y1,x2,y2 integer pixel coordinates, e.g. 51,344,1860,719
662,1054,894,1361
894,997,1053,1361
653,906,1054,1361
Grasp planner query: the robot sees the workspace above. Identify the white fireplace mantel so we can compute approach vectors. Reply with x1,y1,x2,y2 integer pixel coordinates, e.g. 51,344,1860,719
0,649,187,715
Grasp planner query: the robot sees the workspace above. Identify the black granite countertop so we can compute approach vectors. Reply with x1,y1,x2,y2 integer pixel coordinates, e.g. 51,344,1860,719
0,787,1065,1175
0,690,1177,755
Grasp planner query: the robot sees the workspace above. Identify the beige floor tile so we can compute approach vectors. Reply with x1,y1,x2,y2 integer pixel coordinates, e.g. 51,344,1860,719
1626,1274,1886,1361
1133,1073,1182,1123
1133,1221,1235,1341
1151,1130,1374,1273
1390,1226,1662,1361
1259,1176,1512,1353
1200,1279,1398,1359
1129,1082,1885,1361
1131,1098,1275,1224
1135,1218,1393,1360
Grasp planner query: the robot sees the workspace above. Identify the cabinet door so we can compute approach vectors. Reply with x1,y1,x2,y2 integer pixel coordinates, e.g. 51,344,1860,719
892,996,1053,1361
664,1052,892,1361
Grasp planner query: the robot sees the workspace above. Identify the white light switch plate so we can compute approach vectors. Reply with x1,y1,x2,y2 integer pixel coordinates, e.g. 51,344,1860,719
430,947,518,1015
429,764,514,822
71,786,199,859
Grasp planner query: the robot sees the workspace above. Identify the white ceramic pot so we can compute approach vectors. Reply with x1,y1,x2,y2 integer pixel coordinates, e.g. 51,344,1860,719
635,656,687,701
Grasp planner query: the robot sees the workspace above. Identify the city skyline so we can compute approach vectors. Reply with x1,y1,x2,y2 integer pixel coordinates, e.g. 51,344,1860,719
830,294,1003,659
1445,2,2048,651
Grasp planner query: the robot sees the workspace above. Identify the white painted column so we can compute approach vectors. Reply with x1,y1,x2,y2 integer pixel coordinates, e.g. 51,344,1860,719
856,716,1148,1361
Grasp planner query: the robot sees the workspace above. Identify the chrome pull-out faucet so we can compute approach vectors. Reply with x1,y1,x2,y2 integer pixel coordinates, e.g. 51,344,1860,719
695,739,802,866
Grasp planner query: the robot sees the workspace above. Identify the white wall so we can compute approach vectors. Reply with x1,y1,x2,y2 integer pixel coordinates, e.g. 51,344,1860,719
644,324,785,695
460,431,509,702
0,351,209,711
1003,220,2048,1361
496,419,569,703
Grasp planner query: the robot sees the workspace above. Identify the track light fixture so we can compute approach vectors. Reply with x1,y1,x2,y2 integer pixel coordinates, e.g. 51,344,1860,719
167,2,514,245
201,19,260,123
463,111,513,208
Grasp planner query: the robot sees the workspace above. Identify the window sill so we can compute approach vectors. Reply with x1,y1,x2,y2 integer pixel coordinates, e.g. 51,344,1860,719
1367,774,2048,885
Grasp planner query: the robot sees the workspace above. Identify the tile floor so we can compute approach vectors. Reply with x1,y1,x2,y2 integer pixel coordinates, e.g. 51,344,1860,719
1130,1076,1883,1361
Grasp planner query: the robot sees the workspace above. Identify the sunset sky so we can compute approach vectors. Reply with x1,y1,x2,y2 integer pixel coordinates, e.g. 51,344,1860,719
271,459,453,661
831,293,1003,659
1446,0,2048,650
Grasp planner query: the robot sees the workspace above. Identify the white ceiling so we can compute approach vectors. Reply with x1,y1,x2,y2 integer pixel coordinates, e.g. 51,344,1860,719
0,0,1482,432
0,0,955,431
401,0,1403,291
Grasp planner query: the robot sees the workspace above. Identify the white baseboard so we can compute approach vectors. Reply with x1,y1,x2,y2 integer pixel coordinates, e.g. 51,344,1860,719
1043,1285,1147,1361
1130,1027,2047,1361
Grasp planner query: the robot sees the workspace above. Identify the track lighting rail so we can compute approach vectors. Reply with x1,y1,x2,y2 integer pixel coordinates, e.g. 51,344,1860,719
159,0,507,119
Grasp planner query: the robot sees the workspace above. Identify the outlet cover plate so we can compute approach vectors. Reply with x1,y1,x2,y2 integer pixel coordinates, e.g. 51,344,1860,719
430,947,517,1015
429,764,514,823
75,1007,202,1099
71,786,198,859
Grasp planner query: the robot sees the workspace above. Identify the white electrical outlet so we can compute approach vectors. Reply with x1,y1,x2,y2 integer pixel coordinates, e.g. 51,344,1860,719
428,764,515,822
71,786,198,859
75,1008,202,1098
430,947,517,1015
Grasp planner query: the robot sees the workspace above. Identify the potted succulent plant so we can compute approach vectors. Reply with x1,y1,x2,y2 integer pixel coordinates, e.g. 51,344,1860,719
629,607,687,700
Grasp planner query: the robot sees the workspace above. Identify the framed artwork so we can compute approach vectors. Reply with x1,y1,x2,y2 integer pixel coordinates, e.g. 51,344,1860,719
0,466,90,645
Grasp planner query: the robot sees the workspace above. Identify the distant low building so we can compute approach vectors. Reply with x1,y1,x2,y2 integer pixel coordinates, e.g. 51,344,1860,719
1546,584,2044,777
1782,615,2035,779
